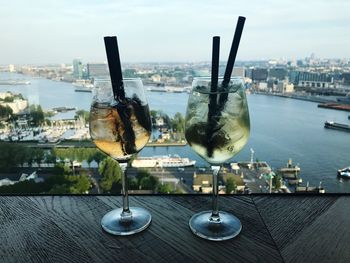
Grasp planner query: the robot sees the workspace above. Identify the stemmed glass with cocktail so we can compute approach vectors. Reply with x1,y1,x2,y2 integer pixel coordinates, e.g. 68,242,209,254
89,37,152,235
185,17,250,241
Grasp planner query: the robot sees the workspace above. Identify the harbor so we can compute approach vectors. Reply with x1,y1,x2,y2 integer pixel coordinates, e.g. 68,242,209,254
1,72,350,192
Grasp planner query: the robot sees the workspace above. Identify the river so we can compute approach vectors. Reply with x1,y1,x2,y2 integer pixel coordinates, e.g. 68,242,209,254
1,72,350,192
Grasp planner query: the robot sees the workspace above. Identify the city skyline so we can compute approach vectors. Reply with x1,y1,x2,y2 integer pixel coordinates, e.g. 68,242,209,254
1,0,350,64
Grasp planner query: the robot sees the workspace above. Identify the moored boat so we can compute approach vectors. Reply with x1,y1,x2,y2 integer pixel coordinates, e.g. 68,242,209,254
132,155,196,168
338,167,350,178
324,121,350,132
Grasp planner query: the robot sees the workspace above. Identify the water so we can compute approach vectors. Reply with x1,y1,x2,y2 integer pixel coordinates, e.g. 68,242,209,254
1,72,350,192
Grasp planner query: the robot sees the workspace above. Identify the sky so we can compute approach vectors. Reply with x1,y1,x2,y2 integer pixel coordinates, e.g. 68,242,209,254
1,0,350,64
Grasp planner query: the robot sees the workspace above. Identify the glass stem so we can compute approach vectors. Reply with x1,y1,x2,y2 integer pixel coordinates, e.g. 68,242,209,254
119,162,132,222
210,165,221,223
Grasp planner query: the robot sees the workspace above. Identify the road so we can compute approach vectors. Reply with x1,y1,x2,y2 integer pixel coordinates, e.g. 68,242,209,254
126,167,196,193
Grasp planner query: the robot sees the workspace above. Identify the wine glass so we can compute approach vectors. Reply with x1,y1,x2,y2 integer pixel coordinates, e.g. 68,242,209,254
89,78,152,235
185,77,250,241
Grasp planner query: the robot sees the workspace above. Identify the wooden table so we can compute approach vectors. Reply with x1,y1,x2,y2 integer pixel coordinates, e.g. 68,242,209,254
0,195,348,263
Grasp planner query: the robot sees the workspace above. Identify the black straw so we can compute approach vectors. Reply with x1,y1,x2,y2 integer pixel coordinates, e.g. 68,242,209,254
223,16,246,85
104,36,125,102
219,16,246,107
207,36,220,158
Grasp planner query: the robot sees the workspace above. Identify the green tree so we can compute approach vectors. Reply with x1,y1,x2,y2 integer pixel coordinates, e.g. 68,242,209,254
99,158,122,193
157,183,173,194
171,112,185,133
136,169,158,191
0,143,26,171
66,173,91,194
93,150,107,166
45,150,57,165
3,96,14,102
0,105,13,119
29,105,45,126
75,110,90,123
226,177,237,194
33,148,45,167
150,110,157,119
273,174,282,190
139,176,158,190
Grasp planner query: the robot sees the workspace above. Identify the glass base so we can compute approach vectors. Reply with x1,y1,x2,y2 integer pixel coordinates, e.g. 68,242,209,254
101,207,152,236
189,211,242,241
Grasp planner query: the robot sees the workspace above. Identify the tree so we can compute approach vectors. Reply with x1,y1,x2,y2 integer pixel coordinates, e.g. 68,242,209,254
171,112,185,133
136,169,158,191
99,158,122,193
273,174,282,190
139,176,158,190
75,110,90,123
226,177,237,194
157,183,173,194
93,150,107,167
33,148,45,167
0,105,13,120
45,150,57,165
150,110,158,119
0,143,26,171
29,105,45,126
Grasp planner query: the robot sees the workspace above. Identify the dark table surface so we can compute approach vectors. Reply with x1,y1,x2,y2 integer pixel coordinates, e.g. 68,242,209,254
0,195,348,263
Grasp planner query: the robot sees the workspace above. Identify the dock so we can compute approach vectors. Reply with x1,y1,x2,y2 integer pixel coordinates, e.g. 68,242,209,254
318,102,350,112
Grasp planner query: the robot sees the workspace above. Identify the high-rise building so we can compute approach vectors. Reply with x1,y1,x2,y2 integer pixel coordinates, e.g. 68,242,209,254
73,59,83,79
288,71,300,85
268,68,287,80
298,72,333,88
87,63,109,78
342,73,350,84
252,68,268,81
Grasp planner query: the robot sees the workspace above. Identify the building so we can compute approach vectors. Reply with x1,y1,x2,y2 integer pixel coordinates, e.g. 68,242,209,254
298,72,334,88
258,82,268,91
73,59,83,79
288,71,300,85
276,80,294,93
232,67,245,77
193,173,213,193
87,63,109,78
269,68,287,80
342,73,350,84
252,68,268,81
8,64,15,72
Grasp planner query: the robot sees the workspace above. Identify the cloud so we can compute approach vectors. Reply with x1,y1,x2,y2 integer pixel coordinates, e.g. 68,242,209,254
0,0,349,63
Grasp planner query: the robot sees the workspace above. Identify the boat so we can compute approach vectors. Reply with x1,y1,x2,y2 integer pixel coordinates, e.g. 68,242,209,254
324,121,350,132
52,106,77,112
132,155,196,168
74,87,92,92
278,158,301,173
0,80,30,85
146,86,167,92
288,177,303,185
73,80,93,92
338,167,350,178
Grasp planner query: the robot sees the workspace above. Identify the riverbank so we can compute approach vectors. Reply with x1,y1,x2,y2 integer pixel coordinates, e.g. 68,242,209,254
254,91,337,104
